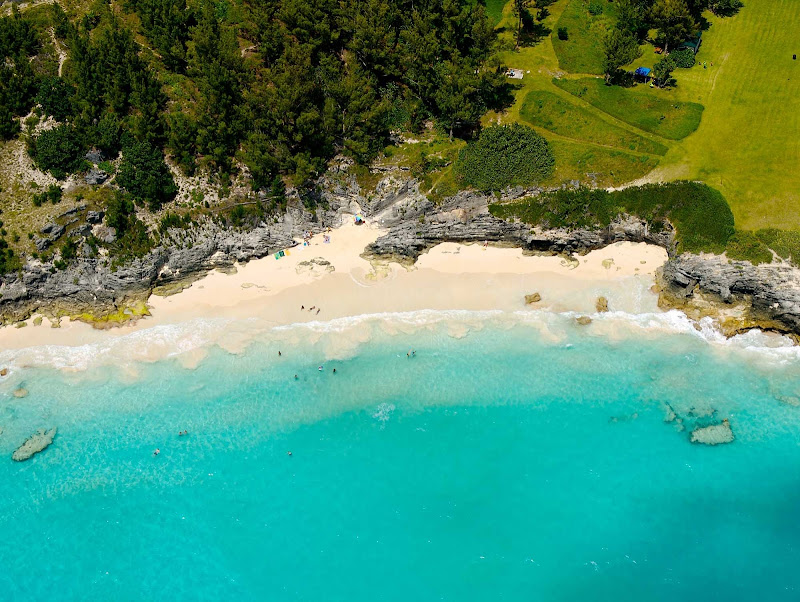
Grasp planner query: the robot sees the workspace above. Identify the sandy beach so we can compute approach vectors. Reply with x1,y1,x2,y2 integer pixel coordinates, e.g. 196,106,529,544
0,221,668,361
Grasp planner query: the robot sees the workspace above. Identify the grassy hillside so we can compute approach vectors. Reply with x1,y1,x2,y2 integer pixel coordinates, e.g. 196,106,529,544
551,0,617,74
646,0,800,229
520,90,669,155
489,0,800,231
553,78,704,140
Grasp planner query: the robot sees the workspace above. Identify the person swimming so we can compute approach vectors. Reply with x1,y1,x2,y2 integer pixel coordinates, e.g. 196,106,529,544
153,448,160,456
294,374,299,380
318,365,323,371
333,368,336,374
278,351,282,357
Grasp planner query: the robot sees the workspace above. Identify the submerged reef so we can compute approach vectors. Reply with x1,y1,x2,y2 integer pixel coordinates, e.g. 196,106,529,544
12,428,57,462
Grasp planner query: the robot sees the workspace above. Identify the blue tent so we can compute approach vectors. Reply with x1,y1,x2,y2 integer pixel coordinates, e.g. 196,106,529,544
634,67,652,78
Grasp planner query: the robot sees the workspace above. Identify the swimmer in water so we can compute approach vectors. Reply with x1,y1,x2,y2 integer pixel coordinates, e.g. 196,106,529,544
318,365,323,371
294,374,299,380
278,351,282,356
287,451,292,456
333,368,336,374
154,448,160,456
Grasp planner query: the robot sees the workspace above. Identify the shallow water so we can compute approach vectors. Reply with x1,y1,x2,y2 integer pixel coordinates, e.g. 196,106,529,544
1,311,800,600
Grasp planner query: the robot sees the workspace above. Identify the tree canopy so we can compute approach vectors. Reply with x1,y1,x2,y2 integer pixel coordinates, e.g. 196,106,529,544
454,124,555,192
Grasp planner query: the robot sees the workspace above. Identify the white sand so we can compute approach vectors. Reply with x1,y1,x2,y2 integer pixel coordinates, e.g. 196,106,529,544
0,222,668,357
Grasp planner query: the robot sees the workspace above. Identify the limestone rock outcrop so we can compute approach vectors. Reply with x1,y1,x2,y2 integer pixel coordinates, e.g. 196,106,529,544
690,419,734,445
12,428,57,461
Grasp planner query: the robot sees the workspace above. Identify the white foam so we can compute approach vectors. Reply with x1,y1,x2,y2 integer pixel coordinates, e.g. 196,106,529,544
1,308,798,375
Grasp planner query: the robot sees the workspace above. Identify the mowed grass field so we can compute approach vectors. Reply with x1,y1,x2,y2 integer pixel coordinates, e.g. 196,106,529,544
520,90,668,155
485,0,666,188
551,0,616,74
487,0,799,229
553,78,704,140
649,0,800,229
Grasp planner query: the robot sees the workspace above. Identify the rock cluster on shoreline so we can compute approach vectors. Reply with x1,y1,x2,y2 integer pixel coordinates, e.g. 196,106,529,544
2,169,800,340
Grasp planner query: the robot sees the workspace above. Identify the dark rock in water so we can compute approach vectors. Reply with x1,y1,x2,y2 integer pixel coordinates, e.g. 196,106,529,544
12,427,57,461
85,148,105,163
86,210,105,224
690,419,734,445
85,167,109,186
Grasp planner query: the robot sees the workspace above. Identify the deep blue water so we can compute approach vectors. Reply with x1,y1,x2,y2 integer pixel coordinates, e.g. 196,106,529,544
1,312,800,600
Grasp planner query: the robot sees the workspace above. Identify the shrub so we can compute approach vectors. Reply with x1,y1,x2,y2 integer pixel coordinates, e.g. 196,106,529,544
557,27,569,41
670,48,696,69
709,0,744,17
116,141,177,211
454,124,555,192
0,237,20,275
490,181,735,254
755,229,800,266
588,1,604,16
32,184,63,207
725,231,772,265
30,124,84,179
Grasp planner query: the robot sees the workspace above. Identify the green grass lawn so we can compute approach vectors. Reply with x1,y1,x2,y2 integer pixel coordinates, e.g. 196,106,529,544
543,138,659,188
551,0,616,75
520,90,668,155
486,0,799,233
646,0,800,229
481,0,508,26
554,77,704,140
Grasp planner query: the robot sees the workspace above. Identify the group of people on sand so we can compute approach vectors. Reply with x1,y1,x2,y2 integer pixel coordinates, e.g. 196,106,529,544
300,305,321,315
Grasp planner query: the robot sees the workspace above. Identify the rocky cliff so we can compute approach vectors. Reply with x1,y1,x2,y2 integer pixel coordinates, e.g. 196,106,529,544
2,169,800,340
657,253,800,339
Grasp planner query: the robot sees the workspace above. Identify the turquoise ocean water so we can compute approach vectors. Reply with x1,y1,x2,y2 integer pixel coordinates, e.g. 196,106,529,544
2,310,800,600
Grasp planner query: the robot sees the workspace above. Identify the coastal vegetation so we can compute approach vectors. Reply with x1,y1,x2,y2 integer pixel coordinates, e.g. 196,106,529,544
453,124,554,191
0,0,798,279
489,181,735,254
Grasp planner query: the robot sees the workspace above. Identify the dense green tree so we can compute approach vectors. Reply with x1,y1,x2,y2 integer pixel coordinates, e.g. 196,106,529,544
651,0,695,53
709,0,744,16
30,124,84,179
116,141,177,210
603,29,642,82
124,0,195,72
0,10,40,139
652,54,677,87
454,124,554,191
35,77,75,121
186,2,247,173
